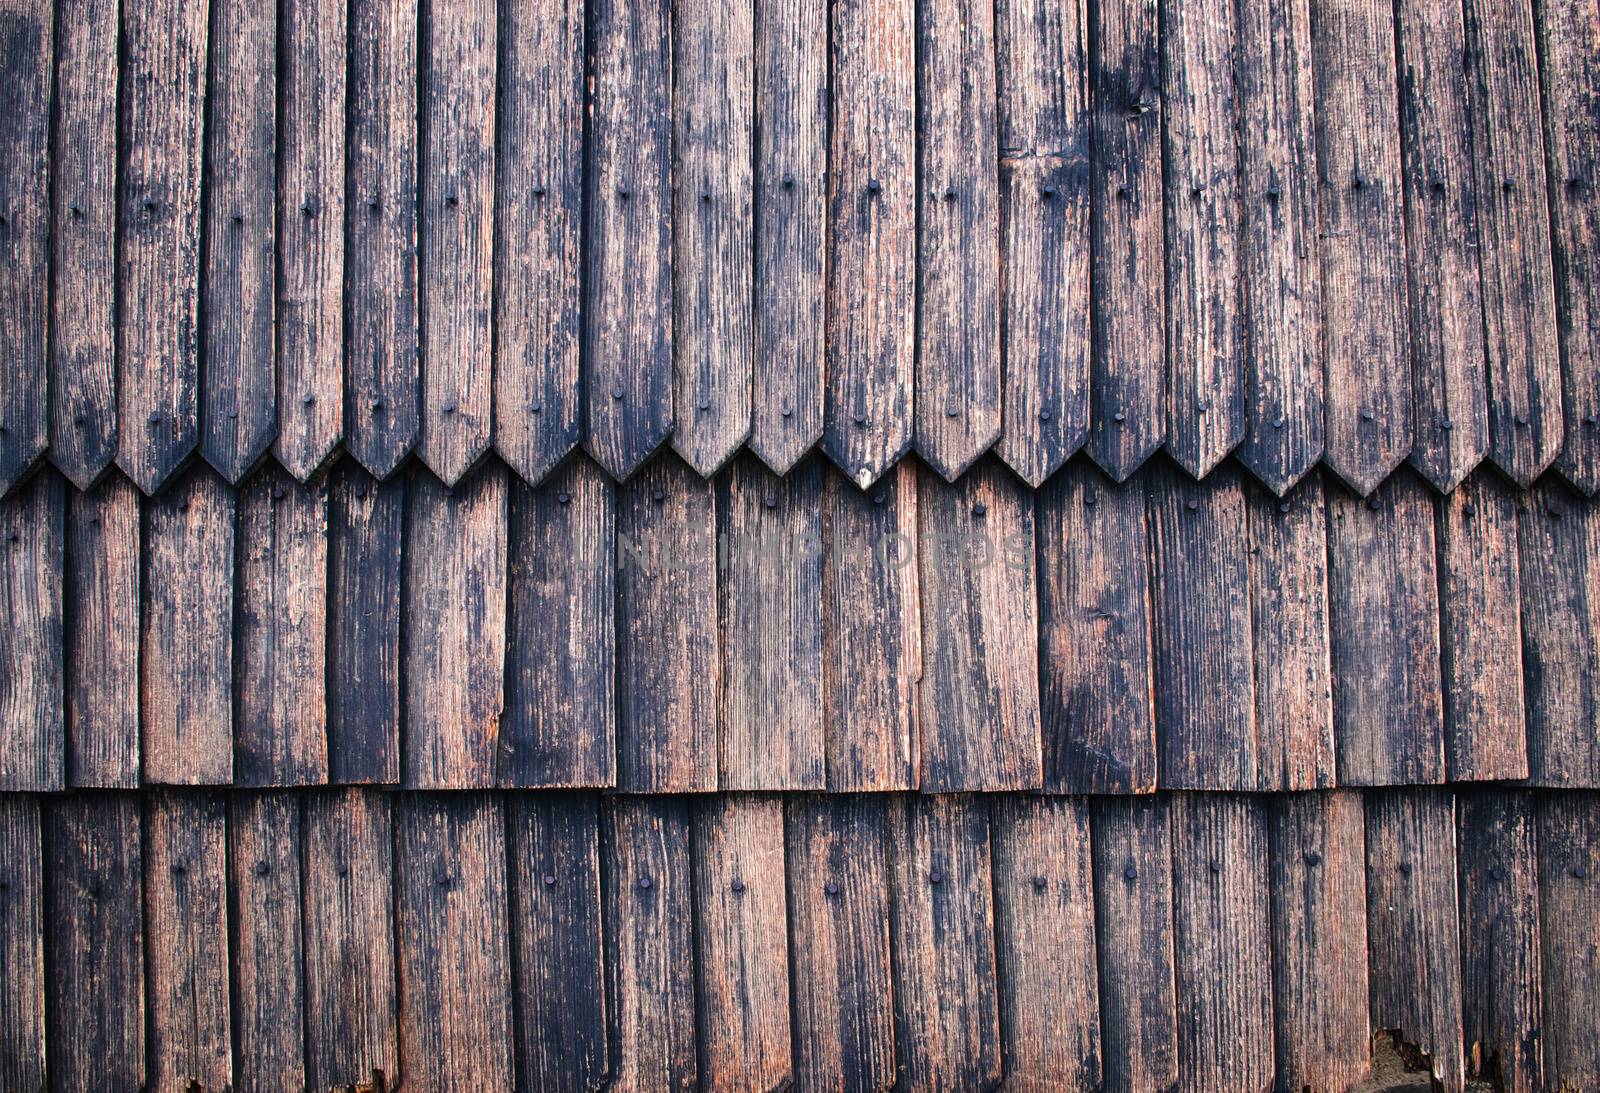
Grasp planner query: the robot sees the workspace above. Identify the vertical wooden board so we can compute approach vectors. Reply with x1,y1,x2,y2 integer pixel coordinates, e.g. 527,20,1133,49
615,454,719,792
603,797,697,1092
346,0,419,479
1536,792,1600,1091
1457,791,1542,1093
144,791,231,1092
1089,796,1177,1093
505,792,608,1092
326,460,402,784
691,795,792,1091
0,797,44,1092
1233,0,1323,494
916,460,1043,791
402,461,507,789
1310,0,1413,496
1087,0,1165,482
1147,461,1258,790
274,0,345,480
43,793,145,1092
585,0,674,480
1326,471,1446,786
717,454,824,790
824,0,915,488
749,0,826,474
994,0,1092,487
1364,787,1466,1092
1246,471,1337,791
493,0,583,485
0,469,63,791
784,794,896,1092
65,471,139,787
502,454,616,787
1037,458,1156,795
236,466,329,786
1438,471,1528,782
229,792,306,1093
989,795,1101,1092
301,789,399,1093
395,793,514,1091
142,466,234,785
1268,790,1371,1093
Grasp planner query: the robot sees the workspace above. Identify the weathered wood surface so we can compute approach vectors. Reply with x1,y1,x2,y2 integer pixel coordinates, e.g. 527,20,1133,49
0,796,44,1092
229,791,306,1093
1536,792,1600,1090
0,469,62,791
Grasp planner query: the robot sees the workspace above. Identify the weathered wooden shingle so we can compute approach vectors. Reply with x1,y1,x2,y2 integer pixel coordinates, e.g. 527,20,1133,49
229,791,307,1093
65,471,139,787
1536,791,1600,1090
0,469,63,791
0,796,44,1093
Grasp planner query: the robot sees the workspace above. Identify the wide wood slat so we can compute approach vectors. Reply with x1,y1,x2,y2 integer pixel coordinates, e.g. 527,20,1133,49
0,796,44,1092
0,469,63,791
229,791,306,1093
1536,792,1600,1090
65,471,139,787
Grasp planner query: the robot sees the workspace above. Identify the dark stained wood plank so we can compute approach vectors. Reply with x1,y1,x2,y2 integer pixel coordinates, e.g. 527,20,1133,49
144,790,231,1092
492,0,583,485
43,793,145,1092
603,797,698,1092
824,0,914,488
989,795,1101,1092
302,788,399,1093
1438,470,1528,782
821,461,920,791
65,471,139,787
1536,791,1600,1090
717,454,824,789
1268,790,1371,1093
142,466,234,785
916,459,1042,790
584,0,674,480
505,792,608,1092
0,797,44,1092
691,795,792,1091
1326,470,1446,785
403,461,507,788
1037,458,1156,794
326,460,402,784
784,794,896,1092
274,0,346,481
615,454,718,792
1311,0,1413,495
748,0,825,474
0,468,63,791
502,454,615,787
395,793,514,1091
1233,0,1323,493
345,0,419,479
1086,0,1165,481
1364,787,1466,1092
993,0,1091,487
229,791,306,1093
236,466,329,786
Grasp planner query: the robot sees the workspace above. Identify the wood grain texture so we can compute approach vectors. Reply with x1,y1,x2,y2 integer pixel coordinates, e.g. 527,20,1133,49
0,796,44,1092
65,472,139,786
1037,458,1156,794
403,461,507,788
493,0,584,484
229,791,306,1093
142,466,234,785
395,793,514,1092
345,0,420,479
994,0,1091,486
824,0,914,487
585,0,674,479
0,468,63,791
718,454,824,789
990,795,1101,1092
1536,791,1600,1091
502,454,616,787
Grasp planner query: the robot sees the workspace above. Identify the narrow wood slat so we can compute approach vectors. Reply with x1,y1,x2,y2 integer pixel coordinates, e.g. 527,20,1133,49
1037,459,1156,794
395,793,514,1091
1536,791,1600,1091
994,0,1091,487
492,0,584,484
503,454,616,787
990,796,1101,1092
718,454,824,789
505,792,608,1092
229,791,306,1093
403,461,507,788
604,797,698,1092
585,0,673,480
142,466,235,785
824,0,914,488
0,469,63,791
65,471,139,786
0,797,44,1092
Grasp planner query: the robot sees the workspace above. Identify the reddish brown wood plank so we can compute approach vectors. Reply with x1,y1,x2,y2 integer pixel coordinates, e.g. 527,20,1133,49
0,468,63,791
0,796,44,1092
65,471,139,787
1536,791,1600,1090
229,791,306,1093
